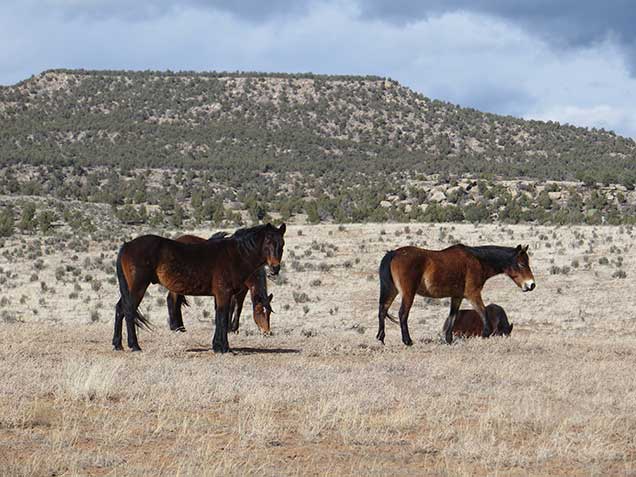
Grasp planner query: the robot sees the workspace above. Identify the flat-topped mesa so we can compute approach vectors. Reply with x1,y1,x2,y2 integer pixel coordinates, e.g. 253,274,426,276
1,69,633,183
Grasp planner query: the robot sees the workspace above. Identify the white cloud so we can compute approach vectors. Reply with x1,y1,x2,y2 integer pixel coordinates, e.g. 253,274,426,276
527,105,636,137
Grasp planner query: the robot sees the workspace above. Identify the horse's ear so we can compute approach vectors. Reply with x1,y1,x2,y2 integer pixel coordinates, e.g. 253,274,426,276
516,244,522,252
523,244,529,253
279,223,286,235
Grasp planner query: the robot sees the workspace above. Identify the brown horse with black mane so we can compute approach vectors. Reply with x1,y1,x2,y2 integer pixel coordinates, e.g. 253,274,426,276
377,244,534,345
113,223,286,353
166,232,273,335
453,304,513,338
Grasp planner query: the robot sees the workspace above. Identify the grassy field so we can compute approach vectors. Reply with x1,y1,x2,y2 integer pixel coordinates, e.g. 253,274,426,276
1,223,635,476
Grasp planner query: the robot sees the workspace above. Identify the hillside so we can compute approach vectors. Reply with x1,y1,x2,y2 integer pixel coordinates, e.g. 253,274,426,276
1,69,635,182
1,69,636,229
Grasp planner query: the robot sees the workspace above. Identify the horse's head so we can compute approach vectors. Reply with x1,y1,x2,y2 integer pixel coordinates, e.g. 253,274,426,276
504,245,536,292
263,223,286,275
253,293,274,335
489,305,513,336
493,321,514,336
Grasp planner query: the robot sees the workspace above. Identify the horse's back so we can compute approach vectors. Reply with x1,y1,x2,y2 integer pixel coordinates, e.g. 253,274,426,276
121,235,165,262
452,310,484,337
123,234,213,262
389,246,428,288
176,234,207,245
390,245,472,298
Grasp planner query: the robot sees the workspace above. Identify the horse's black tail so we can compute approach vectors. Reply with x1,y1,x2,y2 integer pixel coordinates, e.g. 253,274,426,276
116,245,152,330
177,295,189,308
377,250,398,342
379,250,397,304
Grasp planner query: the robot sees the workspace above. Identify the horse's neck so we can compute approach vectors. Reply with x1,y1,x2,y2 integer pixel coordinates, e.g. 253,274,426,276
247,268,267,295
481,262,503,282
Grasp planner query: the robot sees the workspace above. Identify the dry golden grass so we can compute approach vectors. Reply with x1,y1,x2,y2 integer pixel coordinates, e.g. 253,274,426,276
1,223,636,475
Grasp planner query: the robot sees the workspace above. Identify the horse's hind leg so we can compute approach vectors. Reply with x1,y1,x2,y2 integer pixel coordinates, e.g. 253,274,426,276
398,291,416,346
125,283,149,351
167,292,186,332
377,287,397,344
442,297,463,344
113,299,124,351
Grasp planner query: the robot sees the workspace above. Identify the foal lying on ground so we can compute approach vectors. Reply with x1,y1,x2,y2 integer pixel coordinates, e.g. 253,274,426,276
452,304,513,338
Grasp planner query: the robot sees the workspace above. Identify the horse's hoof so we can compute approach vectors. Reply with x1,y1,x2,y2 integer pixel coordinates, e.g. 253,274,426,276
403,338,413,346
376,331,385,343
176,326,186,333
131,346,142,352
113,345,124,351
213,346,230,354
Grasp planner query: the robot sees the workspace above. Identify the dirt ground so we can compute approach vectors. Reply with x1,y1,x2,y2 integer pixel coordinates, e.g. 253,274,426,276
1,223,635,476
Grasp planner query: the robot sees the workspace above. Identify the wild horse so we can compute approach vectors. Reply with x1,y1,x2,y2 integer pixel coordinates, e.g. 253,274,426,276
377,244,534,345
452,303,513,338
166,232,273,335
113,223,286,353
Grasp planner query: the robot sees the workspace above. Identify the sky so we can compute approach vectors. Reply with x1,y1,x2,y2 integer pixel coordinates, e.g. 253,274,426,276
2,0,636,138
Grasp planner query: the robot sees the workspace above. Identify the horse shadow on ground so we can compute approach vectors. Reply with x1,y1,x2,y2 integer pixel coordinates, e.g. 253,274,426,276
186,346,301,355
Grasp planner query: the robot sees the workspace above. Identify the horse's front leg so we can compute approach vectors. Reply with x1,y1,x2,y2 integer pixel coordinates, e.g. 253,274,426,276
442,297,463,344
467,295,491,338
212,294,232,353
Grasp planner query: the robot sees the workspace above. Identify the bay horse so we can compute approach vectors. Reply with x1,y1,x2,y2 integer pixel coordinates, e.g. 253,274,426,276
452,304,513,338
113,223,286,353
377,244,534,345
166,232,273,335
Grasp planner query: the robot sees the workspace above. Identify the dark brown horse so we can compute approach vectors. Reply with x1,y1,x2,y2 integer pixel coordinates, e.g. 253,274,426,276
452,304,513,338
377,244,534,345
113,223,286,353
166,233,273,335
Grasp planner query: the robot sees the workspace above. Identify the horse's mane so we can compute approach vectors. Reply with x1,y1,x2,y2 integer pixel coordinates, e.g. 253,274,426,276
208,225,271,256
462,245,518,270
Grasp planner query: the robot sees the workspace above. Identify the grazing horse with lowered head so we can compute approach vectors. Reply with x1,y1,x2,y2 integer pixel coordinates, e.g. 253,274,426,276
377,244,534,345
452,303,513,338
113,223,286,353
167,232,274,335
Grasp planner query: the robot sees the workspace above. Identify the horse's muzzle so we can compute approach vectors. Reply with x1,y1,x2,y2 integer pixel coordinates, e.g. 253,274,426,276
269,264,281,276
522,280,536,292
